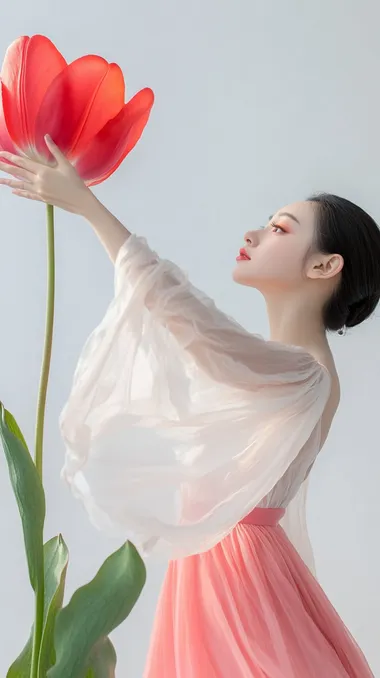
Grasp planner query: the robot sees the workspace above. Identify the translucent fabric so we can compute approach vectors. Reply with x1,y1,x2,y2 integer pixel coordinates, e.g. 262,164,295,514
60,234,331,563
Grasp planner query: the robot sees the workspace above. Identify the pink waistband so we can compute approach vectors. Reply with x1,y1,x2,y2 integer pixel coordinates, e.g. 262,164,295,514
239,507,285,527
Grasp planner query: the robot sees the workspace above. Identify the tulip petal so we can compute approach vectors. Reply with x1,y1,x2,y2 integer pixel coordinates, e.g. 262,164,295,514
74,88,154,186
1,35,66,153
0,82,19,154
35,56,125,160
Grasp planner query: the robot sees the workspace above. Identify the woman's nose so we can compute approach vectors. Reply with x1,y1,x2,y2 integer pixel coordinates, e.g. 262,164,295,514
244,230,258,246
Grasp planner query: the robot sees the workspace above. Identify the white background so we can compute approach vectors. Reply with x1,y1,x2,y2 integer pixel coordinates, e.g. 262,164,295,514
0,1,379,675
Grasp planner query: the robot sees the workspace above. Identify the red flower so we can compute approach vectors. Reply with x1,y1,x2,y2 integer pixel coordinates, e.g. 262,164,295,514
0,35,154,185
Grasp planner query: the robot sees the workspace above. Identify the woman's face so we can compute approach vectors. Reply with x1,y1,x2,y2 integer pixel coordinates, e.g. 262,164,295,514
232,201,318,292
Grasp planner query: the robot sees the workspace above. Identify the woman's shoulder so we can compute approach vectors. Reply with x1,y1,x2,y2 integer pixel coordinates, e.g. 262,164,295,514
314,349,340,446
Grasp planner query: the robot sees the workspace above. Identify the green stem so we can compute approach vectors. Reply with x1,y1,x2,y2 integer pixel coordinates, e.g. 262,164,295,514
30,204,55,678
34,204,55,478
30,579,45,678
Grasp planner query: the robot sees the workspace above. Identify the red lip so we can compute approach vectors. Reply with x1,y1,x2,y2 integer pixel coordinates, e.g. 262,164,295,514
236,247,251,261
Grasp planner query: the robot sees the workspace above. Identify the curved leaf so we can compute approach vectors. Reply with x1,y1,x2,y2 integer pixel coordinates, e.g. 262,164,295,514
47,541,146,678
6,536,69,678
3,407,28,449
0,404,45,591
85,636,117,678
38,535,69,677
6,631,33,678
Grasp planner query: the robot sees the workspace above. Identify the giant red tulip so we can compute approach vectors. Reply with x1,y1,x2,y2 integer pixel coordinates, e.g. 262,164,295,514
0,35,154,185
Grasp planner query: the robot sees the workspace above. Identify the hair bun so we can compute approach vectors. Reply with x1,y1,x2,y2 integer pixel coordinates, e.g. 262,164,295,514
307,194,380,333
346,295,380,328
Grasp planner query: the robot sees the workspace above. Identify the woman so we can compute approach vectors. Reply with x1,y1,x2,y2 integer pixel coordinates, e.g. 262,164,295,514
0,138,377,677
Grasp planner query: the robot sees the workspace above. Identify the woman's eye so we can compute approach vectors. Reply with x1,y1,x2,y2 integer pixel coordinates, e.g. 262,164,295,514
267,221,286,233
259,222,286,233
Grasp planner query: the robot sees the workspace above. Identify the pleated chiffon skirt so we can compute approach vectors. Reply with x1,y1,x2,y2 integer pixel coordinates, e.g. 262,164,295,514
144,508,373,677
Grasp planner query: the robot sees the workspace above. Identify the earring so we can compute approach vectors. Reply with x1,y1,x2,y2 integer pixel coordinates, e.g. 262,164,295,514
338,326,346,336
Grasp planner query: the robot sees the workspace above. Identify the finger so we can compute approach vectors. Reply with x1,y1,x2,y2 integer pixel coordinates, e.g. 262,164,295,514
12,189,46,203
0,178,32,191
0,151,39,174
44,135,67,164
0,162,35,182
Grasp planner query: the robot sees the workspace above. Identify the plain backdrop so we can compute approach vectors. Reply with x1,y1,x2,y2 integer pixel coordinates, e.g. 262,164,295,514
0,1,379,676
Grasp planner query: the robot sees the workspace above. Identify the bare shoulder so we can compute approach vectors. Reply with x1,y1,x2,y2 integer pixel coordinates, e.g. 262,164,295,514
317,350,341,446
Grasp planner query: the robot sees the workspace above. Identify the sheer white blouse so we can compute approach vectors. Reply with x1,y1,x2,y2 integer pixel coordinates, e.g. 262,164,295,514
59,234,331,572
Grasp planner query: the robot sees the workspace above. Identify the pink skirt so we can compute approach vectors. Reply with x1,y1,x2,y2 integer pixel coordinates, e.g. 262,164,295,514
144,508,373,677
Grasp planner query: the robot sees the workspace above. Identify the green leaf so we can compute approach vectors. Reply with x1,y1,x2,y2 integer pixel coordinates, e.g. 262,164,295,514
38,536,69,677
85,637,117,678
0,404,46,591
6,631,33,678
47,541,146,678
3,408,29,450
6,536,69,678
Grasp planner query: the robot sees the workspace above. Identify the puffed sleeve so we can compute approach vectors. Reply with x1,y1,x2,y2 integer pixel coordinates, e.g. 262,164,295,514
60,234,331,560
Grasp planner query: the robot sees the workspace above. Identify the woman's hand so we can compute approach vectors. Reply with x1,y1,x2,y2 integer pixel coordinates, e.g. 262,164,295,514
0,133,131,261
0,135,95,216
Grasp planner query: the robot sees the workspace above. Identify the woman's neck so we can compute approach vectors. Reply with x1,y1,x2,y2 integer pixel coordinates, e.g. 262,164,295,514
265,293,327,351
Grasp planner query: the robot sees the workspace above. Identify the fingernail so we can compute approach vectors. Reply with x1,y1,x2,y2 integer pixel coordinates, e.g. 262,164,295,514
45,134,51,141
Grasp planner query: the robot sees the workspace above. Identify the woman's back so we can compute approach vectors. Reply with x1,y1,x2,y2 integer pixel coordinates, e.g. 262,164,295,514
312,346,340,445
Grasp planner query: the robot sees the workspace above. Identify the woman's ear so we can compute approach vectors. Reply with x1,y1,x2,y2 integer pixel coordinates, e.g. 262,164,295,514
307,252,344,281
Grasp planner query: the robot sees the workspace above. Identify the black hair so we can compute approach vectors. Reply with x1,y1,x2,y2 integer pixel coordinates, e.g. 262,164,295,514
307,193,380,332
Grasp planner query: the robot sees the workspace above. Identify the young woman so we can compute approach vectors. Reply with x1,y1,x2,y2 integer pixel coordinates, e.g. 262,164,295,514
0,138,378,677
